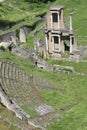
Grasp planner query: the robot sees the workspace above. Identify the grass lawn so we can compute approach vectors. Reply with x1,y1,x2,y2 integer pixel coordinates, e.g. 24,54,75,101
47,59,87,73
41,73,87,130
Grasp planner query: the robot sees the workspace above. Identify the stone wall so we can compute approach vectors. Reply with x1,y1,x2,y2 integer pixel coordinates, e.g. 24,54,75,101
0,31,16,42
19,26,30,43
78,46,87,59
53,64,75,73
0,0,6,2
0,25,30,46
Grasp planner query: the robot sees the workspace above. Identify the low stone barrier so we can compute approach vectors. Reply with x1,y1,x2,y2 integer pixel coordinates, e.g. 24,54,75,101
53,64,75,73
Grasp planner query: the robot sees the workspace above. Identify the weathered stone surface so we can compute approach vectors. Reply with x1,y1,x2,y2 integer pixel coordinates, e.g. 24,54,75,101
10,36,18,46
0,0,6,2
35,104,54,115
45,6,77,59
69,54,80,62
53,64,75,73
0,41,12,48
0,86,30,120
28,120,45,130
0,60,58,129
0,31,16,42
19,27,26,43
78,46,87,59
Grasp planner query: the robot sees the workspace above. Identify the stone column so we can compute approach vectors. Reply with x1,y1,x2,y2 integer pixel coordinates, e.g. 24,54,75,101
57,12,60,30
58,35,61,52
52,36,54,51
70,15,72,31
50,13,53,30
19,28,26,43
70,36,72,53
45,34,48,51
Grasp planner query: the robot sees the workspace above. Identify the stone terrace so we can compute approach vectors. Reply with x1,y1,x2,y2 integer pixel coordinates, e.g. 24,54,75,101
0,61,58,129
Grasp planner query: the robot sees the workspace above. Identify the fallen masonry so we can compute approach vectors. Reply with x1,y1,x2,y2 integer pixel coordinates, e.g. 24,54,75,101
53,64,75,73
35,104,54,116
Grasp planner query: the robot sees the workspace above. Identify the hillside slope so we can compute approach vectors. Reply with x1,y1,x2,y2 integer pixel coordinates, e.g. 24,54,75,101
0,0,87,45
0,0,87,130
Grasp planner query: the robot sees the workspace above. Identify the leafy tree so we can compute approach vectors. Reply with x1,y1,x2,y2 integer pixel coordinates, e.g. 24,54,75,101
25,0,55,3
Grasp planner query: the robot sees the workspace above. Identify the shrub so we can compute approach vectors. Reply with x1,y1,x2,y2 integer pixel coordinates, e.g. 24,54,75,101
0,46,6,51
25,0,55,3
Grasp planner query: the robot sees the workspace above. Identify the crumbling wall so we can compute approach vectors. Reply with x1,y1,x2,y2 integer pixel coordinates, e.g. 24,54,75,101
0,85,30,120
53,64,75,73
0,31,16,42
0,26,30,46
19,26,30,43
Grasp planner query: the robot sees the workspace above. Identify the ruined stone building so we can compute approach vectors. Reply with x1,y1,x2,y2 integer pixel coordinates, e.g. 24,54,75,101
45,6,77,58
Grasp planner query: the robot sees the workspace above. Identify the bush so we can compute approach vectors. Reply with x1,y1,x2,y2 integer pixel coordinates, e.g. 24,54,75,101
0,46,6,51
16,29,20,38
25,0,55,3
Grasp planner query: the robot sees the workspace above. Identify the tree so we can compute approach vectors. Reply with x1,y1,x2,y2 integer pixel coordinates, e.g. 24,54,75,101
25,0,55,3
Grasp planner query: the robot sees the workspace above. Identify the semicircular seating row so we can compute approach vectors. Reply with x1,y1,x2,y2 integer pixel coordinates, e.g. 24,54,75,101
0,61,54,117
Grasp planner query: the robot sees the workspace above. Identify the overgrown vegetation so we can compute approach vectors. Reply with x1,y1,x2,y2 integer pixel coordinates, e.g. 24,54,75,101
0,50,33,75
0,46,6,51
25,0,55,3
0,0,87,130
0,51,87,130
47,59,87,73
0,104,21,130
0,0,87,45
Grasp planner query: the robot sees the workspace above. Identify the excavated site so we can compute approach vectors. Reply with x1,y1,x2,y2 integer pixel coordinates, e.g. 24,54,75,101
0,1,87,129
0,60,60,130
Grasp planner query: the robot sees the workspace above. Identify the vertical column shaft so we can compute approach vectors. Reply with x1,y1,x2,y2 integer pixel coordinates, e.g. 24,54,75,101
52,36,54,51
70,15,72,31
58,12,60,30
45,34,48,51
70,36,72,53
58,35,61,52
50,13,53,30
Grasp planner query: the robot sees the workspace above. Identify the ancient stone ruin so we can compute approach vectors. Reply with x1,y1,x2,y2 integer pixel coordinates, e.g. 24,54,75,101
45,6,77,59
19,26,29,43
0,25,30,51
0,0,6,2
0,61,58,129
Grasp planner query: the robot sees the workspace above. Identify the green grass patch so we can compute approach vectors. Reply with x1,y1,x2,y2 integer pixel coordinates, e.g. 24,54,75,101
40,72,87,130
47,59,87,73
22,106,38,118
0,51,87,130
0,50,33,75
0,1,87,130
